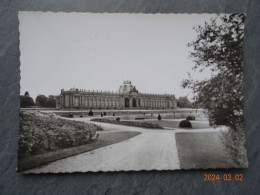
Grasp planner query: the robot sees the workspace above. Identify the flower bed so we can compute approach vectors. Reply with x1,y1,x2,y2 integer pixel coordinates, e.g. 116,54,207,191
18,111,103,159
91,118,163,129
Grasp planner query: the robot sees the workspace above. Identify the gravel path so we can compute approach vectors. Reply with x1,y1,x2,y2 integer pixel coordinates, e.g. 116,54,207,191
24,117,225,173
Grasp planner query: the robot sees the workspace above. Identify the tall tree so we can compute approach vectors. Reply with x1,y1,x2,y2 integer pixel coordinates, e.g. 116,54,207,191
20,91,34,108
35,95,49,107
182,14,245,129
177,96,192,108
47,95,56,107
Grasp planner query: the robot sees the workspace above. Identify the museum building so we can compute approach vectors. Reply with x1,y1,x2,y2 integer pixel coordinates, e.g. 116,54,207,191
56,81,177,110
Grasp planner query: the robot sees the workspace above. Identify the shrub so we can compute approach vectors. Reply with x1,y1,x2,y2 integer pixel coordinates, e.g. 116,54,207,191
220,125,248,168
186,116,195,120
88,110,93,116
69,113,74,118
179,120,192,128
91,118,163,129
18,111,102,158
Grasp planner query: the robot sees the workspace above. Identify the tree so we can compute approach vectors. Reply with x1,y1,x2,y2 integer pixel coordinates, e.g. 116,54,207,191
35,94,56,108
24,91,30,97
47,95,56,107
177,96,192,108
35,95,49,107
20,91,35,108
182,14,245,129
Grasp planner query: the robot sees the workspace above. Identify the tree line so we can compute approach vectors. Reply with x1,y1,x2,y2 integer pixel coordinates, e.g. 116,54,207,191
20,91,56,108
176,96,192,108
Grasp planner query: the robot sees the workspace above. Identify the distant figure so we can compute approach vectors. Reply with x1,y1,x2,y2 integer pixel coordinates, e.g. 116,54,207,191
158,114,161,121
113,113,115,116
104,112,106,116
101,113,103,117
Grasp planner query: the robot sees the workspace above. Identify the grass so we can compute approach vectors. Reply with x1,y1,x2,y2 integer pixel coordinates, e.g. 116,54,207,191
18,131,140,172
175,124,248,169
175,131,236,169
143,120,210,129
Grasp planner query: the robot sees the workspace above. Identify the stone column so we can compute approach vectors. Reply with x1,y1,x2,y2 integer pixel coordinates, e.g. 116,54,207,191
82,95,85,108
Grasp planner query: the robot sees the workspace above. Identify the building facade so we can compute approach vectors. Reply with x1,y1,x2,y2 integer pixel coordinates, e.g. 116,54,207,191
56,81,177,110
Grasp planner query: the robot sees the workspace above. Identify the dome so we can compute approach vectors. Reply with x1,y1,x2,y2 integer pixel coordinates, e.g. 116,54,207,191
118,81,138,94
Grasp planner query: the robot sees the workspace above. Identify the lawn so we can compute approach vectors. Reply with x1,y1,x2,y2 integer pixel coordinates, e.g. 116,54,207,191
147,119,210,129
175,131,236,169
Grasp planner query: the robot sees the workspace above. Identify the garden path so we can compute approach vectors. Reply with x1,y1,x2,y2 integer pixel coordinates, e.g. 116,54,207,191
24,117,223,173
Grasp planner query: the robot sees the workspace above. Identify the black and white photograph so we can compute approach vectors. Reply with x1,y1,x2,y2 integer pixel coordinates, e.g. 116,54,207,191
17,12,248,173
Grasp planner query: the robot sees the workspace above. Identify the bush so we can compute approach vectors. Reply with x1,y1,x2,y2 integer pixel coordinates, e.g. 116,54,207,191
88,110,93,116
18,111,102,158
69,113,74,118
179,120,192,128
220,125,248,168
186,116,195,120
91,118,163,129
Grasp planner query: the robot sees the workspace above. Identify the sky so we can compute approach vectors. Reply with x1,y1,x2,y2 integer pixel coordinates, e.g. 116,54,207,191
19,12,220,100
